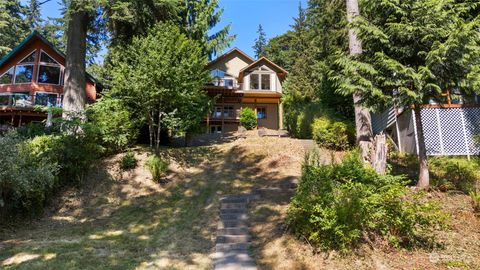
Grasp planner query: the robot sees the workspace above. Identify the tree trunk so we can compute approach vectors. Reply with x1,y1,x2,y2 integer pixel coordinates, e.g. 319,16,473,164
372,133,387,174
346,0,374,163
414,105,430,188
62,10,88,119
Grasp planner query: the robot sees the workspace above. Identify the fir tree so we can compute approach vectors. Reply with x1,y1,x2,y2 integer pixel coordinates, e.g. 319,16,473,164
253,24,267,59
0,0,29,58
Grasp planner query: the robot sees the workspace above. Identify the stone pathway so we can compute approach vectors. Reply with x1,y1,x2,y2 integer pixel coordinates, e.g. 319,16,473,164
214,193,259,270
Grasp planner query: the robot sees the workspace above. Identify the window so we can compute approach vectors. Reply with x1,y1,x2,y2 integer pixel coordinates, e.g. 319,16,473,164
0,68,14,84
35,92,58,106
12,92,31,107
38,65,61,84
250,74,259,89
257,107,267,119
261,74,270,90
210,125,222,134
223,106,235,118
14,65,34,83
212,106,222,118
249,73,271,90
20,51,36,63
0,94,10,106
37,51,62,85
224,79,234,87
211,69,226,78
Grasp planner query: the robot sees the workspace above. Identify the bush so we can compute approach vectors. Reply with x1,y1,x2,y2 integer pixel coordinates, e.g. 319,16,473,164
239,108,257,130
287,151,446,251
121,151,137,170
470,191,480,213
429,157,479,193
311,117,354,150
88,98,138,153
145,155,169,182
0,131,58,216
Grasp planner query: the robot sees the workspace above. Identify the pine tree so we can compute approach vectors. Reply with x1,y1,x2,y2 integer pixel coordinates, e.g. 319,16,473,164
253,24,267,59
182,0,235,59
26,0,42,31
334,0,480,187
0,0,29,58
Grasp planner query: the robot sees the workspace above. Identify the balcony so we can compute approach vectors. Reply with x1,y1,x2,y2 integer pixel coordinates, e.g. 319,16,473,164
0,92,62,109
209,78,243,90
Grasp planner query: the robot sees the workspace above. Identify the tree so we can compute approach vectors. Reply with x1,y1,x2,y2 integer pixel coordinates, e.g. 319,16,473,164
109,23,210,154
0,0,29,58
345,0,374,163
182,0,235,59
335,0,480,187
253,24,267,59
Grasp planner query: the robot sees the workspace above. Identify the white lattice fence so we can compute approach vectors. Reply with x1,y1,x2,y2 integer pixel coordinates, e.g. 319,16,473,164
414,107,480,156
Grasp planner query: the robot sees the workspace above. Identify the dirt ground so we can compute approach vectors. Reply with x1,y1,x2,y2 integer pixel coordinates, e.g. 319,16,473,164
0,136,479,269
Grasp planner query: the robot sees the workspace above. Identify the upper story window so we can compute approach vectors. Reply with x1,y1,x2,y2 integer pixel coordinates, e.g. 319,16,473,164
37,51,61,85
14,51,36,84
0,68,14,84
250,73,271,90
35,92,58,106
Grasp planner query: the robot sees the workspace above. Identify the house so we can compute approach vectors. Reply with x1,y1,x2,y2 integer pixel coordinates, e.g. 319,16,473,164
372,91,480,157
204,48,287,133
0,32,99,128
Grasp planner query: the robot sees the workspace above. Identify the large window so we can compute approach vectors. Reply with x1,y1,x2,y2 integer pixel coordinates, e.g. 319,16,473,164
0,68,14,84
223,106,235,119
37,51,62,85
14,65,34,83
12,92,31,107
0,94,10,106
35,92,58,106
249,73,271,90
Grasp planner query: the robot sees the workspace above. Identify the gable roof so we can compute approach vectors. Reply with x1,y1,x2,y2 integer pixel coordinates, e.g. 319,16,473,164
0,31,98,83
207,47,255,68
238,56,289,82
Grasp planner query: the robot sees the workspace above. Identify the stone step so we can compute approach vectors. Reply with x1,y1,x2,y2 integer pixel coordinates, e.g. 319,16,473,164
217,235,251,244
218,220,249,228
217,227,249,235
220,213,248,221
220,208,247,215
220,202,246,210
215,243,251,252
214,252,257,270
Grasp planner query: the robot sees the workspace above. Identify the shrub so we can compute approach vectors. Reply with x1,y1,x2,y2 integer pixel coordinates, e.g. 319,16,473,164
311,117,354,150
429,157,479,193
470,191,480,213
239,108,257,130
145,155,169,182
0,131,58,216
88,98,138,153
287,151,446,251
121,151,137,170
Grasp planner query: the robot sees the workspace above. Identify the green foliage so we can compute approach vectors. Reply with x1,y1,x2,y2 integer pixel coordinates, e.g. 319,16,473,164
88,98,138,153
109,22,210,153
470,191,480,213
312,117,354,150
0,0,29,58
120,151,137,170
253,24,267,59
145,155,169,182
239,108,257,130
288,151,446,251
0,131,58,215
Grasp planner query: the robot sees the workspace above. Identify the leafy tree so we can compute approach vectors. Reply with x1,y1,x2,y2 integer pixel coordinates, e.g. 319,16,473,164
181,0,235,59
239,108,257,130
109,23,210,154
334,0,480,187
253,24,267,59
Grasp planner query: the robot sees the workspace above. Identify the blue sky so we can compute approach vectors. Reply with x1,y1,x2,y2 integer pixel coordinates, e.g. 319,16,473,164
25,0,307,60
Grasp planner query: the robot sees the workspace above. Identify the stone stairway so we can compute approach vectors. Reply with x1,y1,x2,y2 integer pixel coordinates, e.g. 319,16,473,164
214,194,259,270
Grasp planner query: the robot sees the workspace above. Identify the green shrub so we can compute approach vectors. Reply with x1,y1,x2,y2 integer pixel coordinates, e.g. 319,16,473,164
311,117,354,150
288,151,447,251
145,155,169,182
239,108,257,130
469,191,480,213
88,98,138,153
429,157,479,193
121,151,137,170
0,131,58,215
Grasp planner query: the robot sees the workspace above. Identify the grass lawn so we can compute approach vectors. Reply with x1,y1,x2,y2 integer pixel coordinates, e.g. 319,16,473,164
1,136,479,269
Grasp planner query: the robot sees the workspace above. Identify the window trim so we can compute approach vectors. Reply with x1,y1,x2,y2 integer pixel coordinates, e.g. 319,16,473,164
14,64,34,84
34,91,59,107
17,49,37,64
36,50,63,85
249,72,272,90
256,107,267,119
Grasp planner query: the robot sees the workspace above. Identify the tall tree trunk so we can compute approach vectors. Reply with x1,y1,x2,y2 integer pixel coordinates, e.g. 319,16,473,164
413,105,430,188
346,0,374,163
62,10,88,119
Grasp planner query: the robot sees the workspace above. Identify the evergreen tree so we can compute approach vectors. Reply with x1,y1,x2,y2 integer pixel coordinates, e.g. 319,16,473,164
253,24,267,59
334,0,480,187
0,0,29,58
182,0,235,59
26,0,43,31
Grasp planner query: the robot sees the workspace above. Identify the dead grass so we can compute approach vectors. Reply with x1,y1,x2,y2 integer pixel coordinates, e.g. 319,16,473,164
0,137,479,270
